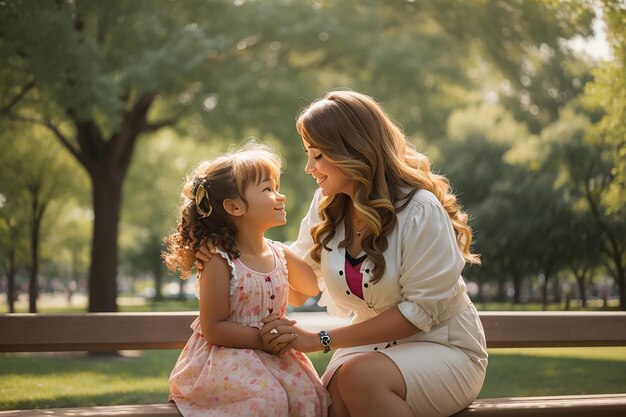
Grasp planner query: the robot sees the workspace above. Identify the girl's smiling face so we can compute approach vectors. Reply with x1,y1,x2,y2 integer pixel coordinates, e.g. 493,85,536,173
241,176,287,228
302,139,354,197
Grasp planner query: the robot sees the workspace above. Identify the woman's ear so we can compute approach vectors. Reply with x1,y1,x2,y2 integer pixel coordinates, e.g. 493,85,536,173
223,198,245,216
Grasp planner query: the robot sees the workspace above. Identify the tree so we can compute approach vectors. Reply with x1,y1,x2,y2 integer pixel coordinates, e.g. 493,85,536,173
0,123,77,312
440,104,537,302
1,0,288,311
567,211,603,308
1,0,597,311
578,1,626,309
119,133,223,300
0,186,28,313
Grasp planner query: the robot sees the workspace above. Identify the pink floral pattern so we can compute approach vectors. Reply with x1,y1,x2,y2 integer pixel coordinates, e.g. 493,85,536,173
169,241,329,417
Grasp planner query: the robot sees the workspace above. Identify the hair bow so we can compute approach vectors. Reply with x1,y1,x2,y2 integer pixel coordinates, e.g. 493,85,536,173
195,183,213,218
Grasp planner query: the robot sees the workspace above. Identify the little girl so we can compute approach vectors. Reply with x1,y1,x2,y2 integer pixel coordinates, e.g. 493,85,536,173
162,141,330,417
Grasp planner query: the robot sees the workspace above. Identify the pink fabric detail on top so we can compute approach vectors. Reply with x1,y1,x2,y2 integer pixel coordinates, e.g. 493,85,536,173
345,258,365,299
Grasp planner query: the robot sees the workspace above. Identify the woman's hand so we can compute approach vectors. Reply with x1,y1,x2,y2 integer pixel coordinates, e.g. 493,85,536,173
260,314,320,354
195,241,217,271
260,314,299,355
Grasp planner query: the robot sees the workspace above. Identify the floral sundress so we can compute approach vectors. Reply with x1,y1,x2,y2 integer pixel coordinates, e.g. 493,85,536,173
169,240,329,417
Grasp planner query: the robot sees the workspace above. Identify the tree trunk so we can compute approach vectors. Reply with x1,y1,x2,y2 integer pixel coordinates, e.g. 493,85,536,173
541,279,548,310
476,281,485,304
573,265,589,309
604,249,626,311
6,249,17,314
616,263,626,311
88,172,123,312
553,275,561,304
153,259,163,302
512,272,522,304
59,93,158,312
28,195,43,313
178,277,186,301
576,274,587,308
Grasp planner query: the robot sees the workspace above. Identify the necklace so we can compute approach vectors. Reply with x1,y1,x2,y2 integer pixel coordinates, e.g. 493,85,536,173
354,220,367,237
350,206,368,237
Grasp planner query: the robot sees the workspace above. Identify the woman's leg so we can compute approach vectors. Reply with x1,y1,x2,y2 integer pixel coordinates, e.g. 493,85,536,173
327,369,351,417
330,352,414,417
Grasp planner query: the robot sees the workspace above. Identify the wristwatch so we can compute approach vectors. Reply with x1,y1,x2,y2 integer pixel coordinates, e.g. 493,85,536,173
319,330,332,353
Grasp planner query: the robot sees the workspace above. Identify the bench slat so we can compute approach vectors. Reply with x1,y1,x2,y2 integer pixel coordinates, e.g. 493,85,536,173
0,312,197,352
479,311,626,348
454,393,626,416
3,394,626,417
0,404,181,417
1,312,625,352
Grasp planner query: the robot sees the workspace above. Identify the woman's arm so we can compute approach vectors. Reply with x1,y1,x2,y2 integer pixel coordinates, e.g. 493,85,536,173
199,255,266,350
262,306,419,353
318,306,419,350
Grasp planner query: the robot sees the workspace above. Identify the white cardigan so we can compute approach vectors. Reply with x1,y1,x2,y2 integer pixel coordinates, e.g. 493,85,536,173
291,188,471,336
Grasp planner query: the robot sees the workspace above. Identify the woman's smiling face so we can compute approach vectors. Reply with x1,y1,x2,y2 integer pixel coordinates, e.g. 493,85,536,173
302,139,354,197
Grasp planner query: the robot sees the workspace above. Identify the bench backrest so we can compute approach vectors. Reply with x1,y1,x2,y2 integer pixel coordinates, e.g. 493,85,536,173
1,311,625,352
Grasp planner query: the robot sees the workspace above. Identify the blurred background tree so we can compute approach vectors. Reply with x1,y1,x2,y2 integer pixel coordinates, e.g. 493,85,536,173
1,0,623,311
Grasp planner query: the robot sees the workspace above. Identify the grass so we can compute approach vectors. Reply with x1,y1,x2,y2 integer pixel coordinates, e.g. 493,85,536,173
0,350,331,410
1,348,625,410
0,351,178,410
2,296,625,410
482,348,626,398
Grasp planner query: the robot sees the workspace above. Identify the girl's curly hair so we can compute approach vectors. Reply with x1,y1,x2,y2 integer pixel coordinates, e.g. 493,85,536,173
297,90,480,284
162,141,283,279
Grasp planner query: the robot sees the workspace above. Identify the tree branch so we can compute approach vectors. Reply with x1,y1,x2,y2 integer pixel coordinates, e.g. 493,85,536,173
143,118,177,133
1,79,36,114
9,114,83,163
109,92,159,171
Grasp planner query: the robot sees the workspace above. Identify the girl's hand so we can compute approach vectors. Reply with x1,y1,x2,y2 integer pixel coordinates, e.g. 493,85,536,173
260,314,298,355
195,241,217,271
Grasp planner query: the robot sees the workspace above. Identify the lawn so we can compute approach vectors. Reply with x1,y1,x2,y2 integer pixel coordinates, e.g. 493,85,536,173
1,347,626,410
2,296,625,410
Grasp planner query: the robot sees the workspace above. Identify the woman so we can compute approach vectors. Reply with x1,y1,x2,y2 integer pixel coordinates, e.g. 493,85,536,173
200,90,488,417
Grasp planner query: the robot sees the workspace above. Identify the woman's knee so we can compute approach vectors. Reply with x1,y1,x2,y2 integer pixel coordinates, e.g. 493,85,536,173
335,353,406,402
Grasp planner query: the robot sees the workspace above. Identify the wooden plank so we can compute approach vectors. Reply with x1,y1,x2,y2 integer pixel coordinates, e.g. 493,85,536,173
480,312,626,348
0,312,197,352
0,403,181,417
453,393,626,416
1,311,626,352
3,394,626,417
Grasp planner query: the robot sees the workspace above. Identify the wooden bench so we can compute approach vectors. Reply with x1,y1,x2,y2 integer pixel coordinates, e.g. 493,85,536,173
1,311,626,416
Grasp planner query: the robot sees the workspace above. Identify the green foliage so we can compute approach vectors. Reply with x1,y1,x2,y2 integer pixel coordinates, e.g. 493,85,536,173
0,121,86,303
2,0,622,309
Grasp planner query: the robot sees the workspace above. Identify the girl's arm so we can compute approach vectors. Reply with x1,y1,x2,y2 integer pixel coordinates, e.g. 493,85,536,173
281,244,320,307
199,255,266,350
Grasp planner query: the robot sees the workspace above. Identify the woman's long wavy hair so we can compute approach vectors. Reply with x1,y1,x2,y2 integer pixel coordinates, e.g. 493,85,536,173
296,90,480,284
162,141,283,279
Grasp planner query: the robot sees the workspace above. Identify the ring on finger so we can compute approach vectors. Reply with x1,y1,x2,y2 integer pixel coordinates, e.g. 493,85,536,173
269,328,278,334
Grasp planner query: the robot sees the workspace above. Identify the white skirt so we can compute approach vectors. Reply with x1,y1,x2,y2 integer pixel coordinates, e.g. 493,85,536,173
321,304,488,417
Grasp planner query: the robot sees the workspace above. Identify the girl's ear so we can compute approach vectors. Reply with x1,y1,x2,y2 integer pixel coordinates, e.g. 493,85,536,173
223,198,245,217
